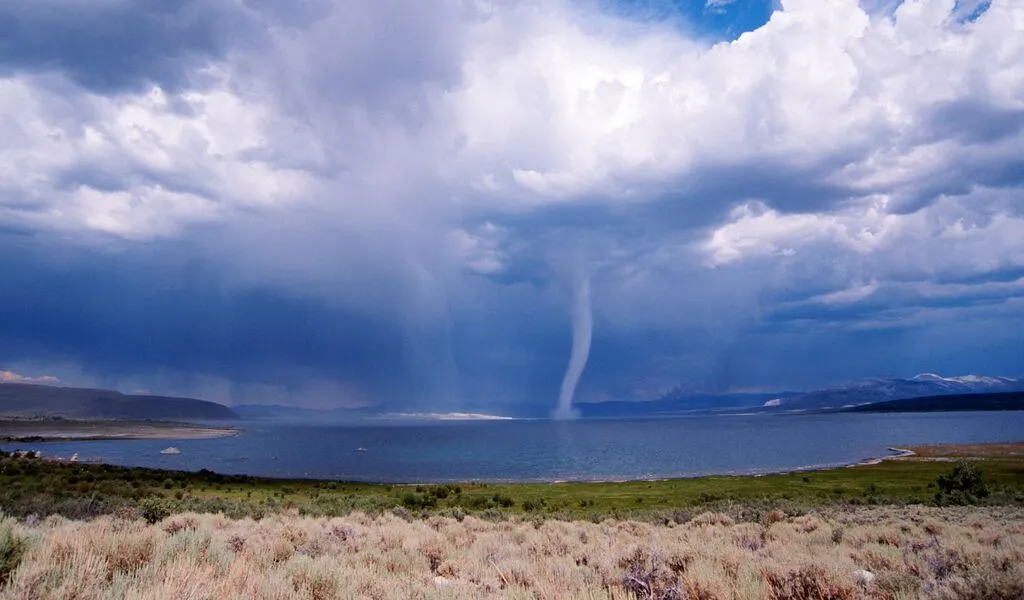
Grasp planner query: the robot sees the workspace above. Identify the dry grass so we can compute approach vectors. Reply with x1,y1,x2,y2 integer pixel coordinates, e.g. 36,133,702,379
907,442,1024,459
0,506,1021,599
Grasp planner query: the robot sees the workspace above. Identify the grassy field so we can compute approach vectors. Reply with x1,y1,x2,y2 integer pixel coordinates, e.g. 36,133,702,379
1,443,1022,523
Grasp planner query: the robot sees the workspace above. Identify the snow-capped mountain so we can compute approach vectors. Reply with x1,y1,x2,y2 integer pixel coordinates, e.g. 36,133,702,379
764,373,1024,410
909,373,1020,389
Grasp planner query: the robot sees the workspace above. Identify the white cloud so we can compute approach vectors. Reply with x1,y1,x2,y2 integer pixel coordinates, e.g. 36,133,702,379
0,71,315,239
0,370,60,385
4,0,1021,256
808,281,881,305
703,191,1024,275
705,0,739,14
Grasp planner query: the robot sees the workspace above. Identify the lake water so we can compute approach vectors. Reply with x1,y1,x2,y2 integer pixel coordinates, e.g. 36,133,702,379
4,412,1023,483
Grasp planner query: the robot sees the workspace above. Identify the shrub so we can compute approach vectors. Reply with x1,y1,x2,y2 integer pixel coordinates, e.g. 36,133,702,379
691,512,735,527
400,493,437,510
671,510,691,525
0,518,30,585
479,509,506,521
492,493,515,508
935,462,989,505
162,514,198,534
830,526,844,545
619,548,682,600
139,498,172,525
440,507,466,522
874,571,920,598
288,556,340,600
764,565,854,600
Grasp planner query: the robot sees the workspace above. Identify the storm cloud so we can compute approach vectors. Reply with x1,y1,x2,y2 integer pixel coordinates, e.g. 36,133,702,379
1,0,1022,412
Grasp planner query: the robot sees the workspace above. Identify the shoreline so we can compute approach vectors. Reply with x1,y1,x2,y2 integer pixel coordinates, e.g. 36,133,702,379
0,419,240,443
3,440,1022,526
3,440,1004,487
845,446,916,467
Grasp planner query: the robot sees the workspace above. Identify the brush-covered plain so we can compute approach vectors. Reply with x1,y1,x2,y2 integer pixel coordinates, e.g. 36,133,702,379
0,444,1022,598
1,505,1022,599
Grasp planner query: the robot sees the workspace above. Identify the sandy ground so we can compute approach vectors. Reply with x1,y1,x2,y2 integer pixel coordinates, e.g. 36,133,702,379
0,419,239,442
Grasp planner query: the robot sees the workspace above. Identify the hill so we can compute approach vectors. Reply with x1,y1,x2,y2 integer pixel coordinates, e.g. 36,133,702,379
0,383,239,421
231,404,375,421
576,391,795,418
765,373,1024,410
841,391,1024,413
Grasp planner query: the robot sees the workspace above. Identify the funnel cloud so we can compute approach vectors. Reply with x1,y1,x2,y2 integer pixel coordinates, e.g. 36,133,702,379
554,273,592,420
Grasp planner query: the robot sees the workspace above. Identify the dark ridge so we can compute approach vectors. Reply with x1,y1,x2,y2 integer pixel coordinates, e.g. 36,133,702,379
0,383,238,421
841,391,1024,413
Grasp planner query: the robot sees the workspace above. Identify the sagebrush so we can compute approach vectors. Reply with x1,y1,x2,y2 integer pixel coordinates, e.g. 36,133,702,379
0,505,1020,599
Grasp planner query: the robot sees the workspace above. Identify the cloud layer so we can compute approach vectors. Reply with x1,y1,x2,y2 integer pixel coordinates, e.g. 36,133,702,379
1,0,1022,411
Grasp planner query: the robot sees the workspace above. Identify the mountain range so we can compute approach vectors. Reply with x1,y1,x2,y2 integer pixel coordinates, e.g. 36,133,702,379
232,373,1024,419
762,373,1024,411
840,391,1024,413
0,383,239,421
575,391,796,419
2,372,1020,423
231,404,372,421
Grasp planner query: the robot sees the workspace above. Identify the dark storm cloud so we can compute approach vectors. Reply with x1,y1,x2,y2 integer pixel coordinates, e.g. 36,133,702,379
0,234,408,395
760,277,1024,330
471,156,863,289
922,100,1024,146
0,0,260,93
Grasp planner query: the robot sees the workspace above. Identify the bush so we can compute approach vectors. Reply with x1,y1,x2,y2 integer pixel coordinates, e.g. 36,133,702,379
830,527,844,545
935,462,989,506
0,518,30,585
400,493,437,510
492,494,515,508
764,565,854,600
619,548,682,600
139,498,172,524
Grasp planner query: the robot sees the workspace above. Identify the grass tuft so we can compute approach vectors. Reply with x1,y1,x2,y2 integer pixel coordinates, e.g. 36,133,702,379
0,517,31,586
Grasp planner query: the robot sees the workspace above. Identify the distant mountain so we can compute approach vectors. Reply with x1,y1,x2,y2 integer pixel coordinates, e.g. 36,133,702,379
0,383,239,421
232,404,373,421
765,373,1024,411
576,391,798,418
841,391,1024,413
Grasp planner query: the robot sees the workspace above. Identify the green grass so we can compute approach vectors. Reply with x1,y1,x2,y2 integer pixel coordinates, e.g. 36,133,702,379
1,447,1022,522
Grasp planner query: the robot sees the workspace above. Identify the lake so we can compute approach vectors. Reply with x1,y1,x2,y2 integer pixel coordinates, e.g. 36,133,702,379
4,411,1023,483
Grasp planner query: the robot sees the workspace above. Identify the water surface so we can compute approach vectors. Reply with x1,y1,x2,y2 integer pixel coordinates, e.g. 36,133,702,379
4,412,1022,483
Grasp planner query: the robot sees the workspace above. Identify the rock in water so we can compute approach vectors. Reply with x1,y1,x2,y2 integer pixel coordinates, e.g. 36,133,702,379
160,447,181,455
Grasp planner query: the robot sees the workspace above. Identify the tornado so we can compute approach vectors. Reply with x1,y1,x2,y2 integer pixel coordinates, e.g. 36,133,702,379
554,274,592,420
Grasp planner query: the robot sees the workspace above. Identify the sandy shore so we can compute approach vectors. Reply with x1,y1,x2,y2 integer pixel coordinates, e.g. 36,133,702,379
0,419,239,442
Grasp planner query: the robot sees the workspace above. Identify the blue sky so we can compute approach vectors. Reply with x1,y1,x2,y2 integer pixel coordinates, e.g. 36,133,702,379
607,0,776,40
0,0,1022,413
